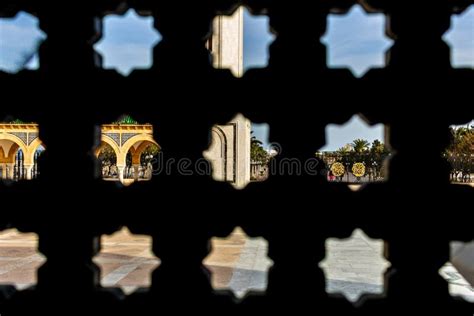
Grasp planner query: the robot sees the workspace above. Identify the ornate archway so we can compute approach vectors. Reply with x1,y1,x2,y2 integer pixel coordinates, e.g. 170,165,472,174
0,123,43,180
203,114,251,188
204,126,228,182
98,122,160,184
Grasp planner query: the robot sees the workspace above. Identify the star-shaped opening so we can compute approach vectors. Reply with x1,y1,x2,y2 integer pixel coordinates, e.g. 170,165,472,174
94,114,160,186
94,9,162,76
210,7,275,77
0,12,46,73
319,229,391,305
0,229,45,291
203,227,273,300
94,227,160,295
316,114,392,191
443,6,474,69
321,5,393,77
0,117,45,182
203,114,276,189
439,240,474,302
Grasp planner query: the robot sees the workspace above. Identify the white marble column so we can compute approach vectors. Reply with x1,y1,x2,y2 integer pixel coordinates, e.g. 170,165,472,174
211,7,244,77
24,164,34,180
117,165,126,184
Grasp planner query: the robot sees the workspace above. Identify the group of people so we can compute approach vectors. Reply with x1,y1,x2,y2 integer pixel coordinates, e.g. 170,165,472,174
101,162,154,180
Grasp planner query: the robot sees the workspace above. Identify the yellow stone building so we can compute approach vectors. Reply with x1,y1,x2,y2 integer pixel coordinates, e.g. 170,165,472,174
96,122,159,183
0,123,42,180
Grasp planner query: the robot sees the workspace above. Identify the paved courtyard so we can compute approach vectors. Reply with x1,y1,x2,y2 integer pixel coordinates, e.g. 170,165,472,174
0,228,472,302
320,229,390,302
204,228,272,298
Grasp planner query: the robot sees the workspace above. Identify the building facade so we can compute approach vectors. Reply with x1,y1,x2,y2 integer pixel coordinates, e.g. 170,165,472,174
204,114,251,189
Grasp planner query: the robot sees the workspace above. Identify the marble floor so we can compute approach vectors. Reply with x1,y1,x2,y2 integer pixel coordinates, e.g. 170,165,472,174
0,228,472,303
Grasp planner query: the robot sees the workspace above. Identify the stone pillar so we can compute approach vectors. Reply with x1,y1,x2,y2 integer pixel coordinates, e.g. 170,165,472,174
115,152,128,184
133,164,140,181
211,7,244,77
24,164,34,180
117,165,126,184
203,129,225,182
233,114,251,189
205,114,251,188
6,163,15,180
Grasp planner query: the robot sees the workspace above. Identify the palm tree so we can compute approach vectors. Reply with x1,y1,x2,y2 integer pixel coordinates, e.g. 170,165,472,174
447,126,474,182
351,139,370,153
250,132,269,164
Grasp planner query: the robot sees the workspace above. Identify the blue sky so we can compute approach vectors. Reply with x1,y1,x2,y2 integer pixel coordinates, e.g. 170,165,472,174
1,6,472,72
243,10,273,70
93,9,274,75
319,115,384,151
322,5,393,77
1,6,472,149
94,10,161,75
251,123,270,150
0,12,45,72
444,7,474,68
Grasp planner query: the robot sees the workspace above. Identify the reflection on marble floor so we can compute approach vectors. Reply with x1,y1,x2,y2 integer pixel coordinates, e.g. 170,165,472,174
0,229,472,302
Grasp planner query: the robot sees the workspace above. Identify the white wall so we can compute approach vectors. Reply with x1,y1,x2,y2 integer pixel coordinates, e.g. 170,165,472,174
212,7,244,77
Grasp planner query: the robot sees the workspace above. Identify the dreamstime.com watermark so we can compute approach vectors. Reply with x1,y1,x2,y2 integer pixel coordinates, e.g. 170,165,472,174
144,143,325,177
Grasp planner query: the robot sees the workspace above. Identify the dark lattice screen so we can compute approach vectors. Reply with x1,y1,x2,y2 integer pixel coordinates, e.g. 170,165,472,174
0,0,473,315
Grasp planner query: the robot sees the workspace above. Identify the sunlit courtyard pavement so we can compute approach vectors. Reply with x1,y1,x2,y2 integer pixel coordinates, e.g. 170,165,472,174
0,229,472,302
